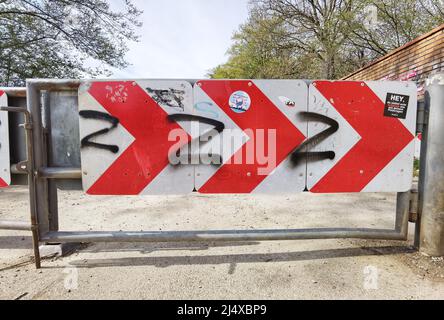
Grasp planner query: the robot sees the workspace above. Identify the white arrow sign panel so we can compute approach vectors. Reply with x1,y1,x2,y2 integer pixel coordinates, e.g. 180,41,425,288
78,80,195,195
0,91,10,187
193,80,308,194
307,81,417,193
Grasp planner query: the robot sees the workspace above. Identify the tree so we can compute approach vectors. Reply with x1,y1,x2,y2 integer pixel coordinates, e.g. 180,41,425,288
0,0,142,86
348,0,444,61
212,0,364,79
210,7,322,79
259,0,367,79
210,10,300,79
212,0,444,80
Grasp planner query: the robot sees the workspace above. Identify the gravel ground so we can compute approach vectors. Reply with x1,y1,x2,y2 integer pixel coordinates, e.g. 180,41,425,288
0,186,443,300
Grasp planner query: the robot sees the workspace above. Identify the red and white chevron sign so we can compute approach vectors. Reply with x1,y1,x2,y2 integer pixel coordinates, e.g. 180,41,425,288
78,79,417,195
0,90,10,188
194,80,307,193
78,80,194,195
307,81,417,193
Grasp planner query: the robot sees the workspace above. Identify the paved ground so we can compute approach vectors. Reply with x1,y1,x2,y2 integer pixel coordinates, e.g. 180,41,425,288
0,186,443,300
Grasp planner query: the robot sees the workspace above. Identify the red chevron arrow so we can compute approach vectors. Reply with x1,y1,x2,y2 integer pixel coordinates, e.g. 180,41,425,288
86,82,191,195
0,90,7,188
198,80,306,193
310,81,415,193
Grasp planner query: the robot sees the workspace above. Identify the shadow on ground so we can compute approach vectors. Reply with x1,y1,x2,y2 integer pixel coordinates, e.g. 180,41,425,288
0,236,33,249
63,243,415,269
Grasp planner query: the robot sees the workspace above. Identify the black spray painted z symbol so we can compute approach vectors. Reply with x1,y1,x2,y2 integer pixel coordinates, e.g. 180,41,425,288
79,110,120,154
168,114,225,165
291,112,339,166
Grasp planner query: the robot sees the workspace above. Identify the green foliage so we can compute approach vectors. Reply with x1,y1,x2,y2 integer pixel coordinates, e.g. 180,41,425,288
210,10,322,79
414,158,420,177
0,0,142,86
211,0,444,80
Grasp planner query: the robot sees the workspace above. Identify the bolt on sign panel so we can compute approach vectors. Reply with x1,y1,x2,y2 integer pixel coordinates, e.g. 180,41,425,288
193,80,308,194
307,81,417,193
0,91,10,187
78,80,195,195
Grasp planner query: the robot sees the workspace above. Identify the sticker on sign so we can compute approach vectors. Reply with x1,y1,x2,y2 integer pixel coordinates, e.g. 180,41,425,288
384,93,410,119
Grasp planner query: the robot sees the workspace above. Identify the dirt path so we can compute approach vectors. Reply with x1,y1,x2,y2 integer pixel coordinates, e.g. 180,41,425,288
0,186,442,300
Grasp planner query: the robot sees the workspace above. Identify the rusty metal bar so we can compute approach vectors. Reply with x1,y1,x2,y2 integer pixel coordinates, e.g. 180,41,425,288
0,87,26,98
27,79,81,91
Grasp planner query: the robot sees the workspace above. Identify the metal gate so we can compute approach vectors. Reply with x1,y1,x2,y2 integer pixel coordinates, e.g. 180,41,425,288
1,78,435,269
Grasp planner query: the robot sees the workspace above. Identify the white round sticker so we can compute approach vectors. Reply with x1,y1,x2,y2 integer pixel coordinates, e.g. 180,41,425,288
229,91,251,113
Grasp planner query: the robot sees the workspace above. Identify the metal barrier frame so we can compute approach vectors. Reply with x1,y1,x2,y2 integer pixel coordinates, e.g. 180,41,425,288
9,79,414,269
0,87,41,267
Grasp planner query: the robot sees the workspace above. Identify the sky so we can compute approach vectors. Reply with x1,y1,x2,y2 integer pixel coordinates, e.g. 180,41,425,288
109,0,250,79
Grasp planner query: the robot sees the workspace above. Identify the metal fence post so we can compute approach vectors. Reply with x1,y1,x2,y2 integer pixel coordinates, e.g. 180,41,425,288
395,191,410,240
26,82,50,240
418,73,444,257
0,105,42,268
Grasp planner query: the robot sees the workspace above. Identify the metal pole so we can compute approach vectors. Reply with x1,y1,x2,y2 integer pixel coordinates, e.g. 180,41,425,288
41,91,59,233
395,191,410,240
11,165,82,178
418,73,444,257
0,220,32,231
26,83,47,268
41,228,408,243
38,167,82,179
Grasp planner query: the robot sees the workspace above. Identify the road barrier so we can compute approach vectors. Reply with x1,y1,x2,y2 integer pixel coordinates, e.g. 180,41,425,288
1,76,442,268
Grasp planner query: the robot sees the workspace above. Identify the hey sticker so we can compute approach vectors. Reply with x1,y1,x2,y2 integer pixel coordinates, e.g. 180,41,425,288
384,93,409,119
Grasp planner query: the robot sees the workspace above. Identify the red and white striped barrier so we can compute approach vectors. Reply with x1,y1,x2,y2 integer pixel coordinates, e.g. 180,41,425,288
78,80,417,195
0,90,10,188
